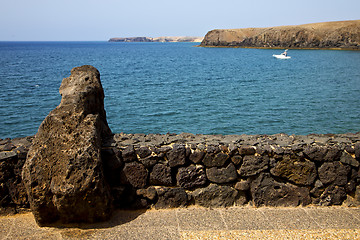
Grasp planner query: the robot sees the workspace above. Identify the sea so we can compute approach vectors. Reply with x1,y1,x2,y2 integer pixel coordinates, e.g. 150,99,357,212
1,41,360,139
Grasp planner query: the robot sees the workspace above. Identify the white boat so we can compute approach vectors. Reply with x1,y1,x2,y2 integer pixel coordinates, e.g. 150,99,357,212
273,54,291,59
273,49,291,59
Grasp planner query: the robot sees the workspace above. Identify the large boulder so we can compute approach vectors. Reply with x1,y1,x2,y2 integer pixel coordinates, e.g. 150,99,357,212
22,66,113,225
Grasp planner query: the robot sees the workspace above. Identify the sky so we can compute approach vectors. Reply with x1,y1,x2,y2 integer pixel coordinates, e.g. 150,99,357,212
1,0,359,41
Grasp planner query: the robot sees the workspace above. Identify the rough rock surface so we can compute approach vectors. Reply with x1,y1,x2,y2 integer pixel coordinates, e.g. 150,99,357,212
270,155,317,185
318,162,350,186
21,66,112,225
250,173,311,207
176,165,207,189
0,137,32,214
206,163,237,184
167,144,186,167
191,183,238,208
154,187,188,209
238,155,269,177
200,20,360,49
150,164,173,186
122,162,148,188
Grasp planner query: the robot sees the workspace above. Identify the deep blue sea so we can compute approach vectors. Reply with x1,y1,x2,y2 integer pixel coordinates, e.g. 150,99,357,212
1,41,360,139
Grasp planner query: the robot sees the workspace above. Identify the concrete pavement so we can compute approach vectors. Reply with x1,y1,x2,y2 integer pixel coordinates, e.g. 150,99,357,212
1,206,360,239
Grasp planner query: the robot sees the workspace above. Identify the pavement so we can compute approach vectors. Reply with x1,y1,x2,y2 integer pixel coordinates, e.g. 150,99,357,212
1,206,360,239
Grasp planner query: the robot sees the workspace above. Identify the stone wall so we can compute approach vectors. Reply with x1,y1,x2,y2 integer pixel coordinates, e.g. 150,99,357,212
2,132,359,213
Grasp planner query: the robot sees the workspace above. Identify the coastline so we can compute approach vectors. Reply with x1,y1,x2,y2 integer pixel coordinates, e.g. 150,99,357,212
200,20,360,49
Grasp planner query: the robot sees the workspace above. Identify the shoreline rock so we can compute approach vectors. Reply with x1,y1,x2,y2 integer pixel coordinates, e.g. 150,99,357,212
200,20,360,49
109,36,203,43
21,66,113,226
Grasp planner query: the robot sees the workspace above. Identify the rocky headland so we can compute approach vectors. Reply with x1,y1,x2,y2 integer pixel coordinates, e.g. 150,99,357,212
200,20,360,49
109,36,203,43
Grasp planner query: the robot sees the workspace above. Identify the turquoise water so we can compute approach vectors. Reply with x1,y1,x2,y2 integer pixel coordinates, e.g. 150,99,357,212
1,42,360,139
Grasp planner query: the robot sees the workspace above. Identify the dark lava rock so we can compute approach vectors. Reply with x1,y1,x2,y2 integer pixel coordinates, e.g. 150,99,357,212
122,145,138,162
206,163,237,184
137,147,152,158
340,152,359,167
318,162,350,186
139,155,159,168
192,183,238,208
319,185,347,206
166,144,186,167
155,187,188,209
0,154,28,209
303,145,328,162
270,155,317,186
150,163,173,186
189,150,205,164
324,146,342,162
206,145,221,154
250,173,311,207
123,162,148,188
202,152,229,167
238,155,269,177
176,164,207,189
22,66,112,226
238,146,256,155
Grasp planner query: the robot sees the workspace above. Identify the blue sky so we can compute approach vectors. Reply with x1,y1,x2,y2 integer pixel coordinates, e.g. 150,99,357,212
1,0,359,41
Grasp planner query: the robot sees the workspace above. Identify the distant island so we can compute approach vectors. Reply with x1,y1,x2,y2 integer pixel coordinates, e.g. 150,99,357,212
200,20,360,49
109,36,203,43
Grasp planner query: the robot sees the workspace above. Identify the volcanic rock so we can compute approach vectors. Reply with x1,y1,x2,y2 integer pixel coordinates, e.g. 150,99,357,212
238,155,269,177
122,162,148,188
22,65,112,225
154,187,188,209
318,162,351,186
270,155,317,185
206,163,237,184
166,144,186,167
150,163,173,186
176,164,207,189
319,185,347,206
189,149,205,164
191,183,238,208
250,173,311,207
203,152,229,167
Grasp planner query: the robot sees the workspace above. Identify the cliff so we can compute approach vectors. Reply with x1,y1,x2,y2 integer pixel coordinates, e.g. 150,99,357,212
200,20,360,49
109,36,203,43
